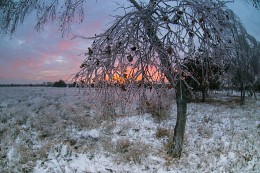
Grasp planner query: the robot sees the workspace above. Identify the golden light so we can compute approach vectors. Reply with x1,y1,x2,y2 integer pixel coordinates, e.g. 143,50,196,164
111,65,167,84
113,74,127,84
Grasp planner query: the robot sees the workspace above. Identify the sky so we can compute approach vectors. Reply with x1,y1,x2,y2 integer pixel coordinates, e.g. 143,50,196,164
0,0,260,84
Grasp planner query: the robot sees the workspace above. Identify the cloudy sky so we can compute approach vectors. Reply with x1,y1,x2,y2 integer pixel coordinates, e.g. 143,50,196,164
0,0,260,84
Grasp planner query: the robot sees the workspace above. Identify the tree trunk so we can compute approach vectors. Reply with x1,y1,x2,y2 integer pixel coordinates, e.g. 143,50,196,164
201,90,206,102
240,83,245,105
168,80,187,158
253,90,257,100
250,85,257,100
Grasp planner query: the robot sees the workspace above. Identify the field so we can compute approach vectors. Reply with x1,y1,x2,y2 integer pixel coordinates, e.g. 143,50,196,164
0,87,259,173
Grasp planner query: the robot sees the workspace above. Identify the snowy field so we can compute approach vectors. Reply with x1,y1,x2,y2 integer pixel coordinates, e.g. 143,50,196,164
0,87,259,173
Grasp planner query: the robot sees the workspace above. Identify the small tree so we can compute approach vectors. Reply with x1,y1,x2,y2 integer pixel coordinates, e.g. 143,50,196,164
52,79,67,87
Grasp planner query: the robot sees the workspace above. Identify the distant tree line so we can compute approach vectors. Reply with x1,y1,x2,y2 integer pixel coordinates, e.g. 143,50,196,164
52,80,67,87
0,83,48,87
0,80,77,88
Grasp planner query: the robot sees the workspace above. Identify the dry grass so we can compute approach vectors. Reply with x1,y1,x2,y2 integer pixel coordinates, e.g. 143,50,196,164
146,100,172,122
101,121,116,135
116,139,131,154
136,89,174,121
204,96,241,107
71,115,95,129
164,139,175,156
197,125,213,138
100,136,114,153
94,112,117,123
155,127,171,139
115,139,151,164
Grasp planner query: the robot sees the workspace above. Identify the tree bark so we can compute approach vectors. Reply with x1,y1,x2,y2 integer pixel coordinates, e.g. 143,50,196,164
168,80,188,158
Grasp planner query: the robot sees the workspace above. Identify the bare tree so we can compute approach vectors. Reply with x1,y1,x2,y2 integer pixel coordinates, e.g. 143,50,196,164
0,0,242,157
73,0,233,157
227,10,258,104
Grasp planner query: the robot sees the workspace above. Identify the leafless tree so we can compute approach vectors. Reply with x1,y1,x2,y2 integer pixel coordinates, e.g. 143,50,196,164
227,10,258,104
72,0,234,157
1,0,247,158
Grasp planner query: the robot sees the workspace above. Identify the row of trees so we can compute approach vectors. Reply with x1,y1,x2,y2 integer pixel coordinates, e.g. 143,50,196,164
0,80,68,87
1,0,259,158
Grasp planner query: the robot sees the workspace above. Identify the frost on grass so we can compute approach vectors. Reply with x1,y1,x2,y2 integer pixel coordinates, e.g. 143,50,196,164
0,87,259,172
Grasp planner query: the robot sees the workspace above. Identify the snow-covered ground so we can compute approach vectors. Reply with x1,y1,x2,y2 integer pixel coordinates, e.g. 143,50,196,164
0,87,259,173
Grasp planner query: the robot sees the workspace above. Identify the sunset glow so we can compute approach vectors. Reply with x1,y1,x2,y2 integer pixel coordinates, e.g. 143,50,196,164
110,65,167,85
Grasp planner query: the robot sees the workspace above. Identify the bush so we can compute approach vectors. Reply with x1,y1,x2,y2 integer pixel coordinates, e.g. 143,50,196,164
52,80,67,87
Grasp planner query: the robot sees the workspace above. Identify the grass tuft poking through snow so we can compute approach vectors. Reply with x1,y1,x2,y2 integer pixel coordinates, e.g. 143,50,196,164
0,87,259,172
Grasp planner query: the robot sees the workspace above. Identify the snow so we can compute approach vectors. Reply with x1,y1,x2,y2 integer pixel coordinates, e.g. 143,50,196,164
7,146,20,162
0,87,259,172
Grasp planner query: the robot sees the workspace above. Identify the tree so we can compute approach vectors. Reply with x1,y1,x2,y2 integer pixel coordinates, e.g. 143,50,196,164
184,56,225,102
0,0,239,158
52,79,67,87
73,0,234,157
227,11,259,104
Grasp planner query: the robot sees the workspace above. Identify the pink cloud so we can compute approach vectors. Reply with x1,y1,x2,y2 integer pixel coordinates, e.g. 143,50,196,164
11,56,44,70
2,50,83,83
59,40,77,51
0,66,7,78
